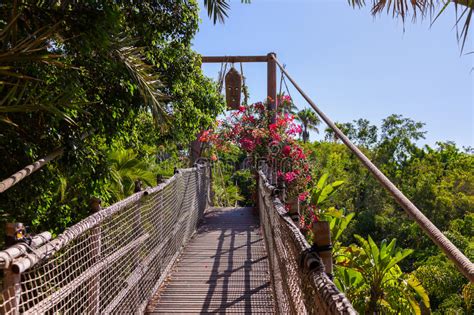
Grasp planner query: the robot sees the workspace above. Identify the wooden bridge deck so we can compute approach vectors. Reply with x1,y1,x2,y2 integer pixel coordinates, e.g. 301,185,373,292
147,207,275,314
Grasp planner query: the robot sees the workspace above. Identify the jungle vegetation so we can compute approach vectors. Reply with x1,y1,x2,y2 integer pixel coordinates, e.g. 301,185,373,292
213,113,473,313
0,1,225,233
0,1,472,314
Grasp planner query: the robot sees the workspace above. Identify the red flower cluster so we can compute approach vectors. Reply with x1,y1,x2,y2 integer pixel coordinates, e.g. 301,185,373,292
200,97,313,213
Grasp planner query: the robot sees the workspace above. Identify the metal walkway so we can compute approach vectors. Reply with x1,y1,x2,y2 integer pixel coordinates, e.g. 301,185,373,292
146,207,275,314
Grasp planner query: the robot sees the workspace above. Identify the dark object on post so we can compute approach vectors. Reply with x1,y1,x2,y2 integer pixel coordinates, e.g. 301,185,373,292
311,221,333,276
156,174,164,184
89,197,102,213
134,180,142,193
5,223,29,247
225,67,242,110
299,247,325,273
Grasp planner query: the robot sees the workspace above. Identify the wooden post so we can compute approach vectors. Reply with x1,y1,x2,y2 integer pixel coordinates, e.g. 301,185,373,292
190,130,203,166
267,52,277,122
156,174,164,185
88,198,101,314
133,180,143,312
311,221,333,276
2,223,23,315
134,180,142,193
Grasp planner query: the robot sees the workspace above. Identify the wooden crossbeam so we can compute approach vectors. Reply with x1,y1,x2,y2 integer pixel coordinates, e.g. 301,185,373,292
200,55,269,63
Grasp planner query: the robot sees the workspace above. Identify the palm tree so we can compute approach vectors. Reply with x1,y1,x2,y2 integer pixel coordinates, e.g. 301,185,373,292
107,149,157,201
296,108,321,143
324,122,348,143
0,3,170,129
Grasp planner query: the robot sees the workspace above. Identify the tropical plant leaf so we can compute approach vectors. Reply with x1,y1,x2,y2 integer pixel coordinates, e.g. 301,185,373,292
0,83,80,125
107,149,157,201
115,43,171,131
331,212,355,242
384,247,414,272
318,180,344,204
406,274,430,309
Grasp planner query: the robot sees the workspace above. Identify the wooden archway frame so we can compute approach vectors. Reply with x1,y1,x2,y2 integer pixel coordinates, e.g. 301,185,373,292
191,53,278,164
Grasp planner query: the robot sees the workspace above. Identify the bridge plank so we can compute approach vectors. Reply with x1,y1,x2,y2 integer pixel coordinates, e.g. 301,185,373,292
146,207,275,314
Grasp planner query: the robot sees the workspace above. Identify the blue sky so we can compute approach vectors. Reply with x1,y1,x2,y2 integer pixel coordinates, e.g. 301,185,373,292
192,0,473,148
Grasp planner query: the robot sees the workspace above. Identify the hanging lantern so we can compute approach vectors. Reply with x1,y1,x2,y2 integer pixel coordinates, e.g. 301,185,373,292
225,67,242,110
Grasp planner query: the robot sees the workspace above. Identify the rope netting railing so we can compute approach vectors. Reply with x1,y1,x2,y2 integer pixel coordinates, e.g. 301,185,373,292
257,170,356,315
0,164,210,314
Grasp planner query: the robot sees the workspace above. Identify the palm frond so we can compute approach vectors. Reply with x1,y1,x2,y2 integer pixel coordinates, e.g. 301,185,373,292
107,149,157,201
453,1,473,52
115,44,171,132
203,0,251,24
0,13,85,124
204,0,230,24
0,82,80,125
0,20,63,69
348,1,473,51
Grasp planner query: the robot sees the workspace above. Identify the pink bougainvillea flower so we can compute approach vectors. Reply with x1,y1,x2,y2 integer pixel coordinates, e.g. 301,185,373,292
284,171,297,183
282,145,291,156
240,138,256,152
298,191,309,202
210,154,218,161
271,132,281,142
296,124,302,134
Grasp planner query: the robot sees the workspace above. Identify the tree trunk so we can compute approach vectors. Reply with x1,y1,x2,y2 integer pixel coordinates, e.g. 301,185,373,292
367,286,381,314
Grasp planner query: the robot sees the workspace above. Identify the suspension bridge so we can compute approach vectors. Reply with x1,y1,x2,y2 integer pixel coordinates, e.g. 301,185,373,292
0,54,472,314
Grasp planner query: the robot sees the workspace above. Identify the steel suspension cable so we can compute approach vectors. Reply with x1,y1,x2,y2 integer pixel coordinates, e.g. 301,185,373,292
271,55,474,282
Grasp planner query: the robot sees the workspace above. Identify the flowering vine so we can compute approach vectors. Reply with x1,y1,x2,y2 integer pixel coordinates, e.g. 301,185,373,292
201,96,314,209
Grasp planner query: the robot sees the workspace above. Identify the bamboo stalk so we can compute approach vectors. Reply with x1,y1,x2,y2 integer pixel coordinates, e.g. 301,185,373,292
0,232,51,268
0,148,63,193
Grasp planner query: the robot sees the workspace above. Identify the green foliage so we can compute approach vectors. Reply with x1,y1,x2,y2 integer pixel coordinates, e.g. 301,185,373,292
415,257,467,312
310,173,344,207
0,1,224,235
336,235,429,314
308,114,472,312
305,173,345,221
212,160,245,207
106,148,157,202
231,169,256,206
330,211,355,243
